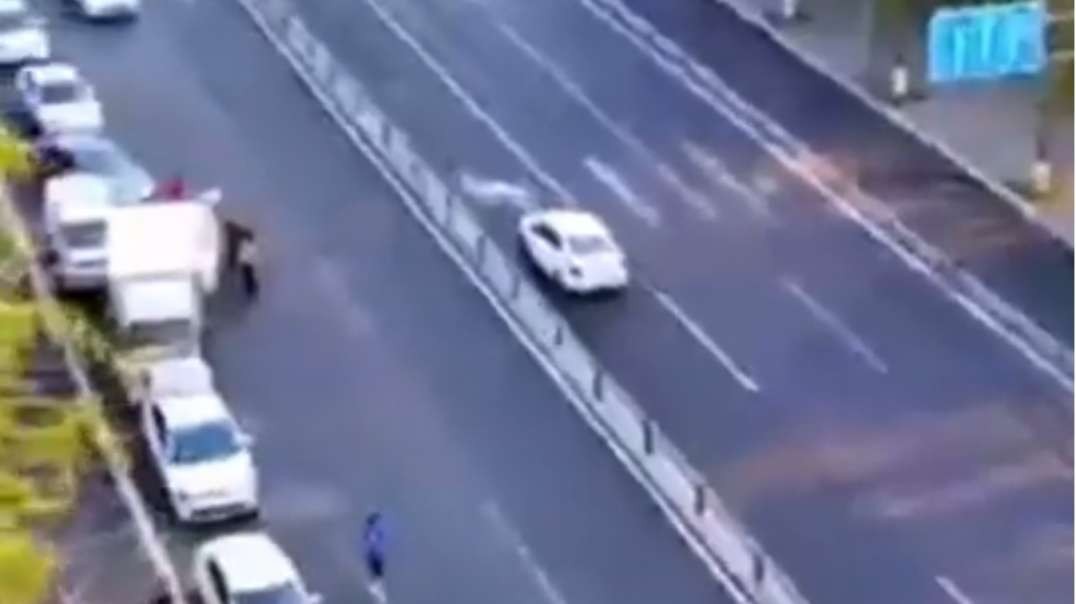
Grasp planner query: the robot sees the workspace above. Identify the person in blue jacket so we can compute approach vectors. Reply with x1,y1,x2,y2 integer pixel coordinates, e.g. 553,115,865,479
363,511,387,582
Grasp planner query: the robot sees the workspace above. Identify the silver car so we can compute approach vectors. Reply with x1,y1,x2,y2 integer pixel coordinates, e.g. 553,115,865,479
36,134,154,204
0,0,48,64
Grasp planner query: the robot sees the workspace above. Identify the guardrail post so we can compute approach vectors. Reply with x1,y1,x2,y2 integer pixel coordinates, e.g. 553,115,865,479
642,418,654,455
890,53,910,104
474,234,486,269
693,483,707,515
591,367,603,402
510,272,521,300
381,121,392,151
553,321,564,347
752,550,767,592
444,194,454,227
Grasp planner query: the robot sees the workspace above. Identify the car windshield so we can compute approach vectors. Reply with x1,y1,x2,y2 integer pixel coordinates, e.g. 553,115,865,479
70,142,123,174
170,420,241,464
40,82,84,104
0,13,29,31
60,220,104,249
126,319,196,353
568,234,615,255
233,584,306,604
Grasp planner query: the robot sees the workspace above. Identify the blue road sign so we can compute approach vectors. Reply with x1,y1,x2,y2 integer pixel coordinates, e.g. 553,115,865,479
928,2,1047,83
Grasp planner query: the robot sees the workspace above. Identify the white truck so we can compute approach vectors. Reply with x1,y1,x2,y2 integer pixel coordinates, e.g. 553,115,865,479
105,200,221,359
43,173,114,291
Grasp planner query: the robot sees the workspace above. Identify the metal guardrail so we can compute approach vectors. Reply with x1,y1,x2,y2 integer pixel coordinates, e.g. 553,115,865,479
235,0,809,602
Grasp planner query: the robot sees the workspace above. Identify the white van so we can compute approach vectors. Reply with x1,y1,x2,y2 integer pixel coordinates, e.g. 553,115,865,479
43,173,114,291
106,201,220,358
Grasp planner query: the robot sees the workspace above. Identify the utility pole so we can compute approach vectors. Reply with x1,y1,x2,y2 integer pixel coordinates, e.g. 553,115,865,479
1032,5,1073,197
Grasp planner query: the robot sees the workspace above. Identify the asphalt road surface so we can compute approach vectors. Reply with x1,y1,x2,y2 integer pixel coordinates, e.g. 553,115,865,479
263,0,1074,602
34,2,736,603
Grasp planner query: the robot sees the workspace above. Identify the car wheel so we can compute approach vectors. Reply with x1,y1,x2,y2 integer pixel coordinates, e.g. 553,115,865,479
160,489,181,524
239,507,261,524
552,269,569,291
517,238,541,275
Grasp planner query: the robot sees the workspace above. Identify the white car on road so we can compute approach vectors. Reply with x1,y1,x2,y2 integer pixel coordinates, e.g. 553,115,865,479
15,62,103,135
192,532,323,604
70,0,139,20
0,0,48,65
519,209,629,293
142,392,258,524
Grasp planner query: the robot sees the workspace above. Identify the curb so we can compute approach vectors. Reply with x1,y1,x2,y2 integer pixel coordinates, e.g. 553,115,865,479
0,187,187,604
702,0,1074,250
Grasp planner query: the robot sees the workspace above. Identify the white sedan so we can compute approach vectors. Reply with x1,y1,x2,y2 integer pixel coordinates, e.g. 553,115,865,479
15,62,103,136
192,533,322,604
0,0,48,64
70,0,139,20
519,209,629,293
142,392,259,524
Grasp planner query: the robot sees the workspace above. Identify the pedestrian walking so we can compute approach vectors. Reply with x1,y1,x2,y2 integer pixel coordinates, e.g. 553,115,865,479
362,511,387,584
237,229,259,298
223,219,250,270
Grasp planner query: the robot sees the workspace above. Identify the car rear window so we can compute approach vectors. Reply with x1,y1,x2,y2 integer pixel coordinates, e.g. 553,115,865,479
0,13,29,32
60,220,104,249
41,82,83,104
71,144,121,173
568,235,614,255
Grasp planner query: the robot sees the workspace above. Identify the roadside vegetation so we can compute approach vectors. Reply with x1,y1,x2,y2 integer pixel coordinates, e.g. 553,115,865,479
0,124,124,604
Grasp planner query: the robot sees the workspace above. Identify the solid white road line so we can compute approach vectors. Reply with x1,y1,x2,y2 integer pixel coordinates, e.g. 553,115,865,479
780,277,888,374
482,500,571,604
651,289,761,393
498,22,718,222
357,0,576,203
935,576,977,604
583,156,661,227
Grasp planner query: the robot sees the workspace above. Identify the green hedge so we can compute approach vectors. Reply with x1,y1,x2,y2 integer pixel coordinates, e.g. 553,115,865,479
0,534,54,604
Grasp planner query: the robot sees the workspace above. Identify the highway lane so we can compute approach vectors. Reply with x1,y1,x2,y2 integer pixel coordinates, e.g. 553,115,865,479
38,2,736,603
617,0,1074,346
276,0,1074,602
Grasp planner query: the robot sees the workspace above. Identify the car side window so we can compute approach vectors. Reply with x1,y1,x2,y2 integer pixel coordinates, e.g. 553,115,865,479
17,74,33,98
207,561,230,604
532,223,562,249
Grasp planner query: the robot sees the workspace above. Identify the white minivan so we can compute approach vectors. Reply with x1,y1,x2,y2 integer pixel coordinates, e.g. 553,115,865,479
43,173,113,291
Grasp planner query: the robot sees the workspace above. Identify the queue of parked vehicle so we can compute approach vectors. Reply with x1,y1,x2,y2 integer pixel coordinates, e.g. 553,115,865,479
4,3,323,602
